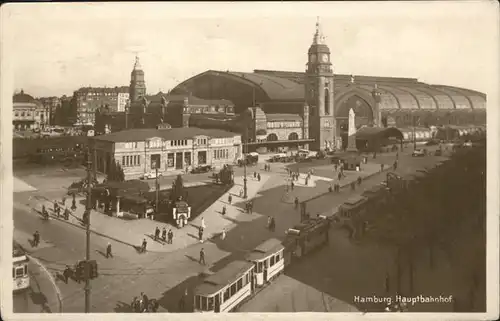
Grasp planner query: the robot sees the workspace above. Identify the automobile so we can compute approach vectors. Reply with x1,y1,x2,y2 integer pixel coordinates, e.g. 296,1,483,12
191,165,213,174
141,171,163,180
412,149,426,157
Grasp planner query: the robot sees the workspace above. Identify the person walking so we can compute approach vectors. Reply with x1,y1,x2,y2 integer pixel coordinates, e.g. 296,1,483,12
253,171,257,179
294,197,299,209
221,228,226,241
154,227,160,241
199,248,206,265
162,227,167,242
249,201,254,214
63,265,71,284
270,217,276,232
257,173,261,182
106,242,113,258
168,229,174,244
291,181,295,190
141,238,147,253
33,230,40,247
228,194,232,205
198,226,204,243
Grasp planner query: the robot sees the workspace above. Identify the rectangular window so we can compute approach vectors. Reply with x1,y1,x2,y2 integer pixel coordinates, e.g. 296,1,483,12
237,278,243,291
257,262,262,273
167,153,174,167
207,297,214,311
170,141,173,146
224,288,230,301
15,267,24,278
201,296,207,311
213,150,217,159
137,155,141,166
230,283,237,296
122,156,125,166
270,256,275,266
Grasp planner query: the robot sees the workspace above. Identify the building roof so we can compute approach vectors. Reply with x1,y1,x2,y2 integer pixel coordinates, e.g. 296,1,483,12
246,238,284,262
75,86,130,94
92,127,239,143
173,69,486,111
142,92,234,106
13,90,35,103
265,113,303,122
194,261,254,296
355,126,404,140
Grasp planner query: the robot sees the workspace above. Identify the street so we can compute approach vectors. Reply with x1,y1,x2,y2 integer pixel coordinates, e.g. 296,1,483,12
12,148,450,312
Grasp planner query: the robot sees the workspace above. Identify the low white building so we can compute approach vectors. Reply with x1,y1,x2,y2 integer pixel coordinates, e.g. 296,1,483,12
91,127,242,180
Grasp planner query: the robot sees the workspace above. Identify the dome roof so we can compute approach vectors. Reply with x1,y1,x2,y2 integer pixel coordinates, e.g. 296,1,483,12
13,90,35,103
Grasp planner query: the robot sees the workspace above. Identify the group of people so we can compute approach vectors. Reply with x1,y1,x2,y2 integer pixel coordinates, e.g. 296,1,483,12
263,164,271,172
32,230,40,247
267,216,276,232
245,200,254,214
253,171,261,181
130,292,159,312
154,226,174,244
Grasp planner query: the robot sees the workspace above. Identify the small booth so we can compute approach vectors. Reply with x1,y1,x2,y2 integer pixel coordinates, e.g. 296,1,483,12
120,195,154,219
172,199,191,228
340,156,362,171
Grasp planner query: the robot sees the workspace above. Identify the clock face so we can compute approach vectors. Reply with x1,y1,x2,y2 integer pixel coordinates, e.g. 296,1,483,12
321,54,329,63
310,54,317,63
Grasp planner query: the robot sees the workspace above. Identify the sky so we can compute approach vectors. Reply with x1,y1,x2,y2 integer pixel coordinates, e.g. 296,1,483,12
1,1,498,99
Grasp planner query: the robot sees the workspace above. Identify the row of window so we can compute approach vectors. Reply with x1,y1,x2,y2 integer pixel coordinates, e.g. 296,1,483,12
171,140,188,146
122,155,141,167
14,111,46,117
185,106,235,114
267,121,302,129
213,149,229,160
255,252,281,273
195,272,251,311
122,138,213,149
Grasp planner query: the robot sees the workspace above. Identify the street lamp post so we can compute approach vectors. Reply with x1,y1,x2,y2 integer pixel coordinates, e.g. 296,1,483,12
155,167,159,216
84,147,92,313
413,116,417,150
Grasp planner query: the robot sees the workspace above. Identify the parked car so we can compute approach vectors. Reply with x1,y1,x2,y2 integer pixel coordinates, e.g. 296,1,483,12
141,171,162,180
412,149,426,157
191,165,213,174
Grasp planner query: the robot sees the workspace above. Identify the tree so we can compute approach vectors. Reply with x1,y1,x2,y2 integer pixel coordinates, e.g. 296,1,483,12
170,174,185,202
218,165,234,185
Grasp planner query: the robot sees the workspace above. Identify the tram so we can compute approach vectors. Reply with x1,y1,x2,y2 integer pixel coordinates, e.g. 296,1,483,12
245,238,285,287
283,216,330,264
193,261,255,312
13,242,30,292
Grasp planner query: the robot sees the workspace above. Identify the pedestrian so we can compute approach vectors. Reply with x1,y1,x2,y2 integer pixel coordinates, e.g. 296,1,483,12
162,227,167,242
267,216,272,230
270,217,276,232
221,228,226,240
168,229,173,244
228,194,232,205
253,171,257,179
198,227,204,243
257,173,261,181
154,227,160,241
199,248,206,265
201,217,206,230
33,230,40,247
106,242,113,258
268,164,271,172
178,290,187,312
249,201,253,214
222,205,227,215
291,181,295,190
357,176,362,186
63,265,71,284
294,197,299,209
141,238,147,253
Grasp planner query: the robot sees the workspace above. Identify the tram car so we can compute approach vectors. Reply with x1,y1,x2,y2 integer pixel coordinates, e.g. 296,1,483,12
283,216,330,264
193,261,255,313
245,238,285,287
13,242,30,292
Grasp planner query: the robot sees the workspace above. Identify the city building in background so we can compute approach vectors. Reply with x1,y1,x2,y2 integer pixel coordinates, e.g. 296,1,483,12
13,90,49,131
38,96,61,126
94,56,236,134
91,127,242,180
72,86,129,126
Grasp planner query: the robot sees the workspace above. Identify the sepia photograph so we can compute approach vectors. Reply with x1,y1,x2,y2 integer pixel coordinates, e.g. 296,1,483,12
1,1,498,320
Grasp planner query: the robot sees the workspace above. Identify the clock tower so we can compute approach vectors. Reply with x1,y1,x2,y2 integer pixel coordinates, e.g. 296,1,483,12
304,18,335,151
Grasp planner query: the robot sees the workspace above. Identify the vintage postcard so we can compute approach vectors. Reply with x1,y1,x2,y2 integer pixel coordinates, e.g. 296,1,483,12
0,1,498,321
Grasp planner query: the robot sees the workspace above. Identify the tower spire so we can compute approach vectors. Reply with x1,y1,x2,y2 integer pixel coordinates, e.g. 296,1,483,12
133,54,142,70
313,16,325,45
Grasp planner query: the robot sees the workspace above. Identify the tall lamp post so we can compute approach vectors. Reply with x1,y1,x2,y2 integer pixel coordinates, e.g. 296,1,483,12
155,166,159,216
84,147,93,312
412,116,417,150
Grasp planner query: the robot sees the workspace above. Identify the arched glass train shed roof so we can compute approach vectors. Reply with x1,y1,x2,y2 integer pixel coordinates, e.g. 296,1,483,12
172,70,486,111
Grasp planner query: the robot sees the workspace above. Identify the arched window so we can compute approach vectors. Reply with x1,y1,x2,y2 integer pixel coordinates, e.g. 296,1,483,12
288,132,299,141
267,133,278,142
324,88,330,115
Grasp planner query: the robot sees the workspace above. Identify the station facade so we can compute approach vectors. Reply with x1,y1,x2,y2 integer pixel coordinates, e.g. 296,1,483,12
168,21,487,152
